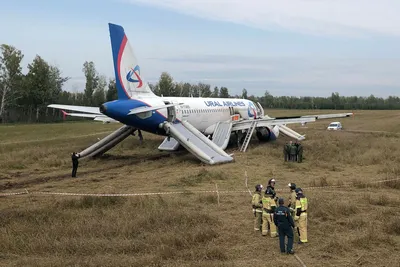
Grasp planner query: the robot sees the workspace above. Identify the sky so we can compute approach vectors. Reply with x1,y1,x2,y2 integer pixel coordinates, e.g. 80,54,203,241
1,0,400,97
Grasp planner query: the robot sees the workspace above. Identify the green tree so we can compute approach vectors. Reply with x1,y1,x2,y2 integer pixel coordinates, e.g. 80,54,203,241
212,86,219,98
242,88,248,99
158,72,176,96
181,82,191,97
219,87,229,98
82,61,98,105
92,75,107,106
0,44,23,122
106,78,117,101
24,55,68,121
198,82,211,97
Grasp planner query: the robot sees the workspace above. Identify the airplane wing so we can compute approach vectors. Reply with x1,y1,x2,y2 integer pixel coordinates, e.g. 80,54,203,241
48,104,101,114
272,112,353,121
48,104,118,123
62,111,118,123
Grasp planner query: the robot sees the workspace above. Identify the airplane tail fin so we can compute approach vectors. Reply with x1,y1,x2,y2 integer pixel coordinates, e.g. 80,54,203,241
108,23,156,100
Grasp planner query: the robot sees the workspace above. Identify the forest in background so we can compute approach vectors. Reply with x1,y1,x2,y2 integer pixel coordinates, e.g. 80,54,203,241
1,44,400,123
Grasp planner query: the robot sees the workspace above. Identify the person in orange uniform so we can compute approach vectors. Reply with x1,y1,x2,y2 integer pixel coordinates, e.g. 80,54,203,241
261,187,277,237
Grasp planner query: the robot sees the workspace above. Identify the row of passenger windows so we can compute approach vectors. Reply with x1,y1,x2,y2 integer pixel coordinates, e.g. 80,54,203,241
178,108,228,114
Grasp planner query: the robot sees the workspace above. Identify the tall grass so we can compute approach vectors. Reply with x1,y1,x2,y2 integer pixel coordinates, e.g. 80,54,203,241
0,196,226,266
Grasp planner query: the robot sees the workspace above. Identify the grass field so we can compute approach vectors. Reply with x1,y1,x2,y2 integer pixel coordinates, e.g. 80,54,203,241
1,109,399,267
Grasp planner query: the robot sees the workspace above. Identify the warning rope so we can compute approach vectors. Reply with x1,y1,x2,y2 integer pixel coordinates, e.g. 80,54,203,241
0,177,398,197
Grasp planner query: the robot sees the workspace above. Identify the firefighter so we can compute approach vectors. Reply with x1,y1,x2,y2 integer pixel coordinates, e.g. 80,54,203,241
71,152,79,177
287,183,299,242
251,184,263,231
274,198,295,254
261,187,277,237
295,188,308,244
287,183,297,211
266,178,276,197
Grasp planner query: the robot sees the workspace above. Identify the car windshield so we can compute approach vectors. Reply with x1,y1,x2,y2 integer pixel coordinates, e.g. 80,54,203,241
329,124,338,127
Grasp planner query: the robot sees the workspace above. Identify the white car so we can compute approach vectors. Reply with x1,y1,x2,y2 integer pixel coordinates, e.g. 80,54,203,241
327,122,343,130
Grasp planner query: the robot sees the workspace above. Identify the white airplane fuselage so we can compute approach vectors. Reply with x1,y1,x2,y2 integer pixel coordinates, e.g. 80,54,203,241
100,95,268,138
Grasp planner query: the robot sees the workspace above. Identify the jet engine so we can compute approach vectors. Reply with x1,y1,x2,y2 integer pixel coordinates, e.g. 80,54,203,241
256,126,279,142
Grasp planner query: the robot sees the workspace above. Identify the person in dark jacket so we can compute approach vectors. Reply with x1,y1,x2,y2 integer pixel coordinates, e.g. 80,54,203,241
297,142,303,163
266,178,278,202
71,152,79,177
283,142,289,161
274,198,295,254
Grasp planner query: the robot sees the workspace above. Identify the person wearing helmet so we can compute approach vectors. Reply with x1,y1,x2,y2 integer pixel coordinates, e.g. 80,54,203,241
287,183,297,210
251,184,263,231
267,178,278,203
273,198,295,254
261,187,278,237
287,183,299,242
295,188,308,244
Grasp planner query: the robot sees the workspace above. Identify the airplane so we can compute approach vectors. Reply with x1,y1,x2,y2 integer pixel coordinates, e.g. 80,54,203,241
48,23,353,165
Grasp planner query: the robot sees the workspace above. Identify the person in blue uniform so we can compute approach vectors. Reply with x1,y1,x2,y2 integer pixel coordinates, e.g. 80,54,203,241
274,198,295,254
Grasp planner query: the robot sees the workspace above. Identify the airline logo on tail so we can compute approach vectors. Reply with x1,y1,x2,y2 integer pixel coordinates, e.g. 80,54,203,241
126,65,143,88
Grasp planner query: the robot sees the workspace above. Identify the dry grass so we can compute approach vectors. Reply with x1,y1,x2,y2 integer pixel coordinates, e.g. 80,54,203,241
1,109,400,266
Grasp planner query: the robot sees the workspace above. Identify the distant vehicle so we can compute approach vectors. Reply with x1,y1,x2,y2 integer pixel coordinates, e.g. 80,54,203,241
327,122,343,130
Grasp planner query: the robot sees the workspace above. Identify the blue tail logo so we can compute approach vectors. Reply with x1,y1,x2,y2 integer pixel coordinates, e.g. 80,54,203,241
126,65,143,88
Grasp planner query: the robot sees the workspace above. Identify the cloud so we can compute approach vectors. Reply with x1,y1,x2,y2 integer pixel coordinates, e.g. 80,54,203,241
126,0,400,37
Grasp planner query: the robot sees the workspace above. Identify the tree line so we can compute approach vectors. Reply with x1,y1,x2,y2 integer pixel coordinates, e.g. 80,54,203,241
1,44,399,123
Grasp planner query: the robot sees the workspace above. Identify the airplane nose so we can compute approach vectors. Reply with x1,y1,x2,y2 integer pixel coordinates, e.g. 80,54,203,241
99,104,107,114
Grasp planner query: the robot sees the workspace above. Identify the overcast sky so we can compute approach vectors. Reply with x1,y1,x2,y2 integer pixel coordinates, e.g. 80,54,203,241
1,0,400,97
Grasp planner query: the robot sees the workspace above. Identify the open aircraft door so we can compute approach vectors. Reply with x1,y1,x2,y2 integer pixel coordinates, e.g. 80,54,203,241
256,102,264,117
163,101,177,122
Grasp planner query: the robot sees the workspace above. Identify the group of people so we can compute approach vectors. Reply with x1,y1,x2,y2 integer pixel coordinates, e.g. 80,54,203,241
284,140,303,163
251,179,308,254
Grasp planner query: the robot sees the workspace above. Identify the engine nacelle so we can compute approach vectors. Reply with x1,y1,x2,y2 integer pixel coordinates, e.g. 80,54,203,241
256,126,279,142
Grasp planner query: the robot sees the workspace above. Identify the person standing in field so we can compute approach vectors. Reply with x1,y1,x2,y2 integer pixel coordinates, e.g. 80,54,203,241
261,187,278,237
287,183,299,242
252,184,263,232
295,188,308,244
284,142,289,161
71,152,79,177
297,141,303,163
274,198,295,254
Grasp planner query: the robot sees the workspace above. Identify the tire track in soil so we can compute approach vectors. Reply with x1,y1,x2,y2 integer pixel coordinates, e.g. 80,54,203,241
0,152,184,191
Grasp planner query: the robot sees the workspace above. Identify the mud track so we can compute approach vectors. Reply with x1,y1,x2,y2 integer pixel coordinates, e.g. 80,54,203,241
0,152,185,191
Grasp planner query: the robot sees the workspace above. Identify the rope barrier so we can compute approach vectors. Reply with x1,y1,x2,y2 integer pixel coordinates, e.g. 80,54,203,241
1,177,398,198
